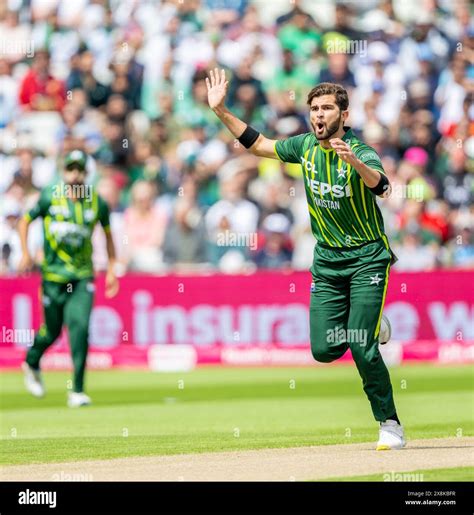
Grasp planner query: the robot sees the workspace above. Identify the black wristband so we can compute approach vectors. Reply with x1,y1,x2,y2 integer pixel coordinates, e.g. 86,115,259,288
237,125,260,149
369,172,390,195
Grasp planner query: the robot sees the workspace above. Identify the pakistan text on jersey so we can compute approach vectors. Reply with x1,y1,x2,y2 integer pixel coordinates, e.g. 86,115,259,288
314,197,341,210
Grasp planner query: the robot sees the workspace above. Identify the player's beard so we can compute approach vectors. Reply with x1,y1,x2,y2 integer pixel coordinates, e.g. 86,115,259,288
313,113,342,141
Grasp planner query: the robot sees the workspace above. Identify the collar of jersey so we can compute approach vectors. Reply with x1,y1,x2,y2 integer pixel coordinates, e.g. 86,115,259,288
316,126,353,153
341,126,353,142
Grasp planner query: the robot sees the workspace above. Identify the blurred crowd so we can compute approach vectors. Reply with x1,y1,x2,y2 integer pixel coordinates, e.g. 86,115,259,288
0,0,473,275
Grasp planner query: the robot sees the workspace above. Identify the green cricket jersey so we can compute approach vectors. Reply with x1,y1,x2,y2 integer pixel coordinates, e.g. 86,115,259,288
25,183,111,283
275,128,389,248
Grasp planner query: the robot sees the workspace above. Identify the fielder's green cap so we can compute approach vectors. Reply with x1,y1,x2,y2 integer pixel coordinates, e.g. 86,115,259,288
64,149,87,170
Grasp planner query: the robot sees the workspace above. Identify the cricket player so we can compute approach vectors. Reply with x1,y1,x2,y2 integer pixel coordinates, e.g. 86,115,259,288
18,150,119,407
207,69,405,450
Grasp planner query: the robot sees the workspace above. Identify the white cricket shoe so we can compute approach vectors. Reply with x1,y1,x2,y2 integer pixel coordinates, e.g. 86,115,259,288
377,419,406,450
379,314,391,345
22,362,45,398
67,392,92,408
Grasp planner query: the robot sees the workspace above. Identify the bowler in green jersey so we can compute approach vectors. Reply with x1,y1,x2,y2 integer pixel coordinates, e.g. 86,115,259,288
207,69,405,450
18,150,119,408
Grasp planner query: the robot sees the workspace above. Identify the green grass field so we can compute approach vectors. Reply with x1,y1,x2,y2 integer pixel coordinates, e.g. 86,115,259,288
1,364,473,474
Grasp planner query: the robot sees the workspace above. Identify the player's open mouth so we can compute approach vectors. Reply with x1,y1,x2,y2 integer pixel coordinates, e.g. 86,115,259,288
316,123,325,134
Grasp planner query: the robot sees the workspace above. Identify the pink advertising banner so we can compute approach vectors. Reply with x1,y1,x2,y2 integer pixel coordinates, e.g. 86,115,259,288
0,271,473,369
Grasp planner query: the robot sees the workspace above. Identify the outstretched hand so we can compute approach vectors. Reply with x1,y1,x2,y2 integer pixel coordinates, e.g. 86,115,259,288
206,67,229,110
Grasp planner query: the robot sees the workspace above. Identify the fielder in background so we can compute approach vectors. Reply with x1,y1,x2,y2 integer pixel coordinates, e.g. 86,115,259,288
18,150,119,407
207,68,405,451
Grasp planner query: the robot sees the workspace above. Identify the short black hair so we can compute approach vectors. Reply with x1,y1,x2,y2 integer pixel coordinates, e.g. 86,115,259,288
307,83,349,111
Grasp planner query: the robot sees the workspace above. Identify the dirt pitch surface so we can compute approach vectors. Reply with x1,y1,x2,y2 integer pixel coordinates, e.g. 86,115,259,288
1,437,473,481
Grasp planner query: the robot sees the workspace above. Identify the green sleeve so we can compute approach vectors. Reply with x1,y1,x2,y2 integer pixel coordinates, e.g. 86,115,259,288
24,187,51,222
354,145,385,174
97,196,111,232
274,133,311,163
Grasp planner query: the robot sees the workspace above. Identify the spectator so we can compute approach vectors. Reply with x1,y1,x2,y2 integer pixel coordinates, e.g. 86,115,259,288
19,50,66,111
276,1,316,28
0,197,42,274
66,49,109,108
227,57,267,112
330,3,362,41
206,159,259,268
0,58,18,127
4,146,40,204
392,222,439,271
277,9,321,60
163,176,208,268
0,10,32,64
109,48,143,111
396,199,447,245
265,49,315,109
445,227,474,269
254,213,292,269
320,52,356,92
122,180,168,272
442,147,473,210
398,14,450,81
56,101,102,155
435,55,469,134
204,0,248,28
95,118,128,166
397,147,437,203
176,69,221,135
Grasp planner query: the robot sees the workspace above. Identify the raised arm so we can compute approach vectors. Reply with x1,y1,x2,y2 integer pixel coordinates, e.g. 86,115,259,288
206,67,278,159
